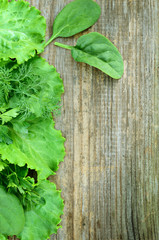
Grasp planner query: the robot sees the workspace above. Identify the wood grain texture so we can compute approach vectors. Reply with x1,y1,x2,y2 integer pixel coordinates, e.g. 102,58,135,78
12,0,159,239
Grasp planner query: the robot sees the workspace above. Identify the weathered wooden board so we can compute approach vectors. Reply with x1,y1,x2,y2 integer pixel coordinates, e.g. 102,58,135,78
12,0,159,239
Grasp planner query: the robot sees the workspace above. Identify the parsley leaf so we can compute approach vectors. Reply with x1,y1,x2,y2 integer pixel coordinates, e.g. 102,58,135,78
0,108,19,124
0,162,44,208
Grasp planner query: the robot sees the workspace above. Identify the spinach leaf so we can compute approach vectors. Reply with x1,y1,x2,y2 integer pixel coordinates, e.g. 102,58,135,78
45,0,101,46
0,186,25,236
54,32,124,79
0,0,46,64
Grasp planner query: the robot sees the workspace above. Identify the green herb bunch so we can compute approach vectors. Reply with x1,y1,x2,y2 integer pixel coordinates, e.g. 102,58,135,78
0,0,124,239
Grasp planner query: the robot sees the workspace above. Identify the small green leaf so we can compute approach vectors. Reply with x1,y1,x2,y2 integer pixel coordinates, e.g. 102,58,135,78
0,0,46,64
0,108,19,124
0,160,6,171
55,32,124,79
0,186,25,236
18,180,64,240
45,0,101,46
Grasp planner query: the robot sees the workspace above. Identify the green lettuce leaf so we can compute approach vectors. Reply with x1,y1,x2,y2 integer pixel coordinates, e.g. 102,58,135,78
0,119,65,180
0,186,25,236
18,180,64,240
0,0,46,64
0,125,12,144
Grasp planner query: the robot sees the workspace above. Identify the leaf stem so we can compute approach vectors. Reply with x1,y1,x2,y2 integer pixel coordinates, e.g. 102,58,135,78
54,42,72,50
44,26,69,48
44,35,57,48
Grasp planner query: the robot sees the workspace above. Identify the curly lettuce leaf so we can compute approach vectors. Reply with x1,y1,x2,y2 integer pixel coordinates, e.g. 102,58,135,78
0,0,46,64
0,186,25,236
18,180,64,240
0,57,64,121
0,119,65,180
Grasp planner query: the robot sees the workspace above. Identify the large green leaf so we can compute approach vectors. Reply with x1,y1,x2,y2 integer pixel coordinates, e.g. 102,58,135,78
45,0,101,46
0,0,46,64
0,186,25,236
0,119,65,180
18,180,64,240
55,32,124,79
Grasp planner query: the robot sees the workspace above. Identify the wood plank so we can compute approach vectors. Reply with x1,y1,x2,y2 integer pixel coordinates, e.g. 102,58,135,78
12,0,159,239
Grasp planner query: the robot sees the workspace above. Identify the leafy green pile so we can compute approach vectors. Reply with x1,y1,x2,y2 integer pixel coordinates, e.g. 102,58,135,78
0,0,124,239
